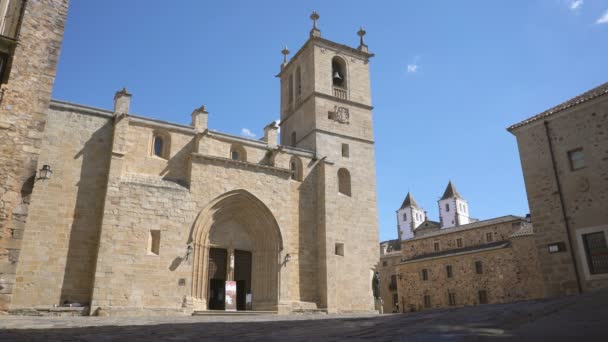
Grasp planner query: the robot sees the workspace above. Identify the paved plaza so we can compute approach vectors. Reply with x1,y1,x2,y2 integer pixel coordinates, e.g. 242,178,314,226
1,289,607,341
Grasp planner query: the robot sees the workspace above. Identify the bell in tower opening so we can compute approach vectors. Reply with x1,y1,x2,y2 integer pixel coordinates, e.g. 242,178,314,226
332,56,347,88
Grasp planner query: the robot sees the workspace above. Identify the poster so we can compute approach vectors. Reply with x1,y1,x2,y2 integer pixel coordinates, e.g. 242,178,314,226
225,281,237,311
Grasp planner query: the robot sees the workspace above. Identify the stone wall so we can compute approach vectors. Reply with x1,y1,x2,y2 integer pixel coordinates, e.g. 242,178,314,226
0,0,69,311
397,235,544,312
10,101,112,308
510,91,608,296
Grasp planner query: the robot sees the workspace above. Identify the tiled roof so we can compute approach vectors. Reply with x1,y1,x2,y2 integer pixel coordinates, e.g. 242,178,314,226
380,238,401,252
399,192,420,209
510,222,534,237
406,215,523,241
508,82,608,131
440,181,462,200
401,241,510,264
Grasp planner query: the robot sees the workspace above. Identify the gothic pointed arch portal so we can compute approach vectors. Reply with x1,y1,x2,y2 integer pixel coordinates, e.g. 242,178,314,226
189,190,284,311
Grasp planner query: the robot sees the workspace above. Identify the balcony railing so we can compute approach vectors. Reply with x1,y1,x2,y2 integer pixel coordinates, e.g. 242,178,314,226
332,87,347,100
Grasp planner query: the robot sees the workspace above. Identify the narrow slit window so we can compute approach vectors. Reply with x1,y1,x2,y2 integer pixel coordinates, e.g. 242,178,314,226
149,230,160,255
341,143,349,158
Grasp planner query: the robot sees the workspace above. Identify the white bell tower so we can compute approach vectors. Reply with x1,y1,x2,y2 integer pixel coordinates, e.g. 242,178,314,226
396,192,426,240
438,181,470,229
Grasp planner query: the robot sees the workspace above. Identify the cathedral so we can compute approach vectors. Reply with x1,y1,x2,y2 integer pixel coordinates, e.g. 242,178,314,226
0,2,379,315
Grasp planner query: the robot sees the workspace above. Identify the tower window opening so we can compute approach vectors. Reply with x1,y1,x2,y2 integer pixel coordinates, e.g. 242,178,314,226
332,56,346,88
290,132,297,147
338,168,351,196
296,66,302,98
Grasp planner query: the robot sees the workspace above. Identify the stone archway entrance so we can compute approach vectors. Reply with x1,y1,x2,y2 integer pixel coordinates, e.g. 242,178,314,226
189,190,283,311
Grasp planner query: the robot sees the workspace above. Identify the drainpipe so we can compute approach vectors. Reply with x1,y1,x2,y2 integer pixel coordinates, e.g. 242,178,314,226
543,120,583,294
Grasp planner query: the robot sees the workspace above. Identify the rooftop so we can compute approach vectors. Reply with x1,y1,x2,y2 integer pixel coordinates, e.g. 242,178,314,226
508,82,608,132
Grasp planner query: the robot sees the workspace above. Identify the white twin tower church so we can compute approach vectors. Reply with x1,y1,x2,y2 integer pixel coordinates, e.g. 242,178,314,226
397,181,477,240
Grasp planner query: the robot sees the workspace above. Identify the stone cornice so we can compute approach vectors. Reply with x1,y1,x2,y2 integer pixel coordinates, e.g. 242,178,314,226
277,36,374,77
191,153,292,176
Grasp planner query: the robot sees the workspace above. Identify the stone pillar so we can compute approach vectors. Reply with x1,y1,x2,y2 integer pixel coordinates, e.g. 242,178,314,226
262,121,278,149
113,88,131,115
191,105,208,133
111,89,131,154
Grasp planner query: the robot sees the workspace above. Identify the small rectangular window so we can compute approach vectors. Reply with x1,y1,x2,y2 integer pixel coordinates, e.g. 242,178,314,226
583,232,608,275
423,295,431,308
422,269,428,281
341,143,349,158
478,290,488,304
475,261,483,274
448,292,456,306
434,242,440,252
149,230,161,255
335,242,344,256
382,261,388,267
446,265,453,278
446,203,450,212
456,238,463,248
568,148,585,170
403,213,407,221
486,232,493,242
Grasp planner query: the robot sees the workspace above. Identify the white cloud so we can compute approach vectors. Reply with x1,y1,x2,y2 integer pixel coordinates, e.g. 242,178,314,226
569,0,583,11
241,128,256,138
597,9,608,24
275,119,281,134
407,64,418,73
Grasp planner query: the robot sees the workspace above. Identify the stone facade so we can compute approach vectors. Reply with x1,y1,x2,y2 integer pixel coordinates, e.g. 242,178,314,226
397,216,544,312
0,0,69,311
5,11,380,316
508,82,608,297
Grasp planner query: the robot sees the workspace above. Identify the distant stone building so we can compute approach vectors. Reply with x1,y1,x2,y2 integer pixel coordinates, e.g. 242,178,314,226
1,8,381,316
508,82,608,297
378,183,544,312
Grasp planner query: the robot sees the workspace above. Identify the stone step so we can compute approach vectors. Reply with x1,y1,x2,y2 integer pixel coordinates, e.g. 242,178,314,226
291,309,328,315
9,307,88,317
192,310,276,316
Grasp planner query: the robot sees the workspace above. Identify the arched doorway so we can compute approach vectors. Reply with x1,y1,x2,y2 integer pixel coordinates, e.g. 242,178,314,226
189,190,283,311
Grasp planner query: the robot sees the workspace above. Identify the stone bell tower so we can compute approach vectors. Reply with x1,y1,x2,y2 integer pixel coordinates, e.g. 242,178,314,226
277,12,379,312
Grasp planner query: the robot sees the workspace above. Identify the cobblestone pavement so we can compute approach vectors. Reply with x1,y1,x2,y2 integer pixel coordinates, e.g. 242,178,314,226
1,290,608,341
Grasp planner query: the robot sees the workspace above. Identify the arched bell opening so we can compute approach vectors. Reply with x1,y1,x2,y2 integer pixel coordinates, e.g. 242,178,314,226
190,190,283,311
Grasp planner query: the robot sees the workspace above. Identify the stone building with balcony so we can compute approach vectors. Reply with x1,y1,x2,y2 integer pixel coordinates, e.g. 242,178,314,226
378,183,545,313
1,8,381,316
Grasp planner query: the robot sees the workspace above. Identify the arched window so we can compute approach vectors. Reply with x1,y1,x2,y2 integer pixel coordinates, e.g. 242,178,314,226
291,132,296,147
403,213,407,221
446,203,450,212
332,56,347,88
290,157,302,181
337,168,351,196
296,66,302,98
230,144,246,162
151,131,170,159
153,136,163,157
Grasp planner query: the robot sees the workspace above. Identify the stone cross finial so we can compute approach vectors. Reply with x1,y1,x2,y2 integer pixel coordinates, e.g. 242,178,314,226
281,45,290,64
357,27,368,52
310,11,321,37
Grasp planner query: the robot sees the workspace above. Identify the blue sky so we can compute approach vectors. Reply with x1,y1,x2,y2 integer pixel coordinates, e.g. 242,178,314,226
52,1,608,242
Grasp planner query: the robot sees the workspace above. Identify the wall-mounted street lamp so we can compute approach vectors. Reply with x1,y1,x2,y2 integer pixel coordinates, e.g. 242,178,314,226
282,253,292,267
38,165,52,180
184,244,193,261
